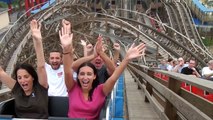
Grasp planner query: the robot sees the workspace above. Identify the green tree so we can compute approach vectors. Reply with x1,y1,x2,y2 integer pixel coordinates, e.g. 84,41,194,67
0,1,7,8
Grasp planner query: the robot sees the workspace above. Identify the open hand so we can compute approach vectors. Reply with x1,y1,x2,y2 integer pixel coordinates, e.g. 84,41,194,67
125,43,146,61
59,26,73,50
30,19,42,40
62,19,71,34
81,39,87,46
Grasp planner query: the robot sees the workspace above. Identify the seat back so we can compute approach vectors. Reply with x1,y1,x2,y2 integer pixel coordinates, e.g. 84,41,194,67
0,97,69,118
0,98,15,118
48,117,85,120
48,96,69,117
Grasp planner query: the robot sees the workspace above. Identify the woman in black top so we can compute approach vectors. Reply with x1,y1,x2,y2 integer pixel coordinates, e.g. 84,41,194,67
0,20,48,118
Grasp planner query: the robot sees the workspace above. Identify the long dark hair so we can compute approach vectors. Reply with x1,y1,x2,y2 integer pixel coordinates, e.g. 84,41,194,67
77,62,99,101
13,63,38,86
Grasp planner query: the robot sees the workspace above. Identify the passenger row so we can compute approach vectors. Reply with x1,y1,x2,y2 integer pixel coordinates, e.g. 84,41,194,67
158,57,213,81
0,19,146,119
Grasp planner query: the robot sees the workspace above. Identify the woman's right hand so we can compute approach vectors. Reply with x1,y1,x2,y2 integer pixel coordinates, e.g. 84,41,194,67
0,65,16,89
30,19,42,41
59,26,73,51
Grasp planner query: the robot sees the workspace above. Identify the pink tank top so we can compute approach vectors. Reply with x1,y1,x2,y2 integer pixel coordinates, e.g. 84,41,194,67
68,83,106,120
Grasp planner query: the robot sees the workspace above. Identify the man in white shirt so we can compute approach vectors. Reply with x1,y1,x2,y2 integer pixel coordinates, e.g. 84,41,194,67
202,60,213,81
32,19,76,96
45,51,68,96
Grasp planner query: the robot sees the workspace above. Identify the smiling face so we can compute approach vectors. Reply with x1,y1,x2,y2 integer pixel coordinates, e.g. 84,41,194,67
49,52,62,70
78,66,96,91
17,69,34,95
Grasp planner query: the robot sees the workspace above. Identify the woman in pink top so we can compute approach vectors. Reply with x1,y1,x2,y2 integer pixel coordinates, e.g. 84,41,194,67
59,20,146,120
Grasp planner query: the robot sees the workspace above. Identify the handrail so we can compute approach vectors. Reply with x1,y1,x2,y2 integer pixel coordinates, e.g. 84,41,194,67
128,63,213,120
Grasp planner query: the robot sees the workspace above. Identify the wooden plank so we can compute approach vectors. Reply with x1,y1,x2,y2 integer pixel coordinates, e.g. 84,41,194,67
164,77,181,120
180,89,213,119
143,85,169,120
154,77,168,87
132,72,168,120
129,65,212,120
152,89,166,108
154,69,213,93
129,68,168,120
145,70,154,102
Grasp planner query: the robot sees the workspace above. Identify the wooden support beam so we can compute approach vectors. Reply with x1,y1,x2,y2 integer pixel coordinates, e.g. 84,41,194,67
165,77,181,120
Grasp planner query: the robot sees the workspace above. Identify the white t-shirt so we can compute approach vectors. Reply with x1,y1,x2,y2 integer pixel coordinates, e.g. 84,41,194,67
202,67,213,79
174,64,188,73
167,64,173,71
45,63,67,96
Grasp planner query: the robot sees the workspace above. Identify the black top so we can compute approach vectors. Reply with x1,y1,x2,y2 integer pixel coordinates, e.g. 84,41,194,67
98,65,110,84
181,67,200,75
12,82,48,118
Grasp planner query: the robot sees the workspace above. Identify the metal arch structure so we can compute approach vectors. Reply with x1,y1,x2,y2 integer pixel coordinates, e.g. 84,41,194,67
0,0,213,77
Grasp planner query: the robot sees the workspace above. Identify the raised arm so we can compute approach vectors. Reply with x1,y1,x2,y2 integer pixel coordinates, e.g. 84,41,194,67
30,20,48,88
0,66,16,89
203,72,213,79
72,43,96,71
59,22,74,91
96,36,115,75
103,43,146,95
80,40,87,57
72,54,96,72
112,42,120,65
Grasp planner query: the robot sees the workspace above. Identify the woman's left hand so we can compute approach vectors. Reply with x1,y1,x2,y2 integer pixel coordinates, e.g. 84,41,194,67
125,43,146,61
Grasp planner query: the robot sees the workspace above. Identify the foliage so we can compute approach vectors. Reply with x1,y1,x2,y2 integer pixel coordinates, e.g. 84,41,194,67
0,1,7,8
12,0,18,6
202,38,213,46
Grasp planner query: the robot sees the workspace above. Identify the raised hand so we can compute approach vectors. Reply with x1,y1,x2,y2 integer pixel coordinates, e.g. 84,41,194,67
59,26,73,50
102,44,107,52
125,43,146,61
30,19,42,40
113,43,120,52
95,35,103,54
62,19,71,34
81,39,87,46
191,67,196,71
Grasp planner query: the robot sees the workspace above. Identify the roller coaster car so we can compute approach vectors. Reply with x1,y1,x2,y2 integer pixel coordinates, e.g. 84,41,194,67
0,96,85,120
